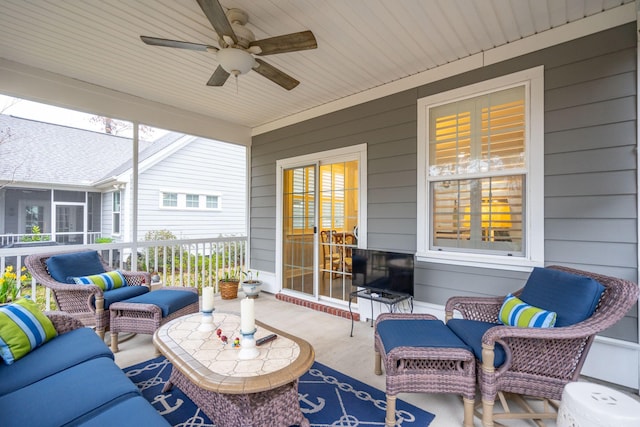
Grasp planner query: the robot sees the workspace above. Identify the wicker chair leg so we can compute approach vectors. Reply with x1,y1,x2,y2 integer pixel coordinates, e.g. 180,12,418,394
374,350,382,375
385,394,397,427
111,332,119,353
482,398,495,427
96,328,106,340
463,397,474,427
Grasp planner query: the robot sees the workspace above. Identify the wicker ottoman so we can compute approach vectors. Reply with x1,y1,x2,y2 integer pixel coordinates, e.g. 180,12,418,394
109,287,199,352
374,313,476,427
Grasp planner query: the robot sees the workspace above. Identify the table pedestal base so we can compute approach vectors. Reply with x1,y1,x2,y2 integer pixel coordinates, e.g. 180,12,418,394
165,366,309,427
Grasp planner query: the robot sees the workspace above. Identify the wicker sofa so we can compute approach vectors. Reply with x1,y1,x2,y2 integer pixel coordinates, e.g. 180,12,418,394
0,311,169,426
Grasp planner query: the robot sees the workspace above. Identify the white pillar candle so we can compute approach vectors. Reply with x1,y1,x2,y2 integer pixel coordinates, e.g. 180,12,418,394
240,297,255,333
202,286,215,311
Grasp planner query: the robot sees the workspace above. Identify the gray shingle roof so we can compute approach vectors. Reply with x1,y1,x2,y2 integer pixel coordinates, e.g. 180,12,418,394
0,115,180,186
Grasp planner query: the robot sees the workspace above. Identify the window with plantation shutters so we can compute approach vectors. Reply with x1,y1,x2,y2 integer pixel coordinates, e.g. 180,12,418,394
417,67,544,270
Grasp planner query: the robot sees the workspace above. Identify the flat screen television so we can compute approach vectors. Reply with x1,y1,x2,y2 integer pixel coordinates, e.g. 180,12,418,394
351,249,414,296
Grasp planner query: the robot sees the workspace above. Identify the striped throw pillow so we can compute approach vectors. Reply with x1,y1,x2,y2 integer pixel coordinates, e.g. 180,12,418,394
499,294,557,328
71,270,128,291
0,298,58,364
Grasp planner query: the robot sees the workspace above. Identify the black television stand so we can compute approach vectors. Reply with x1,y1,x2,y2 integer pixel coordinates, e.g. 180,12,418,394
348,288,413,336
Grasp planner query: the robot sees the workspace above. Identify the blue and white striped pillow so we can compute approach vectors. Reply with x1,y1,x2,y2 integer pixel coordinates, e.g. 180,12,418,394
499,294,557,328
71,270,128,291
0,298,58,364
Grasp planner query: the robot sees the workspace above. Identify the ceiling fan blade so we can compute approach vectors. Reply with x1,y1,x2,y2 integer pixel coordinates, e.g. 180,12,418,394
140,36,217,52
207,65,230,86
196,0,237,45
253,58,299,90
250,30,317,56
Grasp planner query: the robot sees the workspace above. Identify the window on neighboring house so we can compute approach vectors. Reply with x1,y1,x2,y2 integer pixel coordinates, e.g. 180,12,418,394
162,192,178,207
112,191,121,235
206,195,219,209
24,205,45,233
417,67,544,270
186,194,199,208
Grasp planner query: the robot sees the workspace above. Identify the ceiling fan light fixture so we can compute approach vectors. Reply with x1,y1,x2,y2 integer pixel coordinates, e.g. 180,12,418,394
217,48,255,75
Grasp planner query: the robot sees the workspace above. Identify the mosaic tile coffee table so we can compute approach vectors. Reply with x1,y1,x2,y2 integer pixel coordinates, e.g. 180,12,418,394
153,312,315,427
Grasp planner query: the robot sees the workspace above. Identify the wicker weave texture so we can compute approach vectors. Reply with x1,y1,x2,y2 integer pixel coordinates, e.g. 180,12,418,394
45,311,84,335
374,313,476,401
444,265,639,426
25,250,152,338
109,287,199,336
168,365,309,427
219,280,239,299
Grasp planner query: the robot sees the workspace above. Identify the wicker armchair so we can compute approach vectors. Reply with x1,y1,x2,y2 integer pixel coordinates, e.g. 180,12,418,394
445,265,639,427
25,250,151,339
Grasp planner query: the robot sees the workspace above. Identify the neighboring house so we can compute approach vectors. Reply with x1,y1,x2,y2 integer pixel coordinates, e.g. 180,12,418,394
251,24,638,387
0,115,246,246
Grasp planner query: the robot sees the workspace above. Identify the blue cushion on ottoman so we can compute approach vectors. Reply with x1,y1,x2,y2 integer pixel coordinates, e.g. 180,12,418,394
519,267,605,327
102,286,149,309
123,289,198,317
0,357,140,427
377,319,471,355
75,395,171,427
45,251,105,283
447,319,506,367
0,328,113,397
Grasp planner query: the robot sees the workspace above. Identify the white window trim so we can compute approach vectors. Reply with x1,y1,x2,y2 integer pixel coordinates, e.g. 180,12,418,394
159,191,222,211
112,190,121,236
275,143,368,296
416,66,544,271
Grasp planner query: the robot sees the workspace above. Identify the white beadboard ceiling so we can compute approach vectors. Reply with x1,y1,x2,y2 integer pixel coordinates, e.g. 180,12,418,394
0,0,635,132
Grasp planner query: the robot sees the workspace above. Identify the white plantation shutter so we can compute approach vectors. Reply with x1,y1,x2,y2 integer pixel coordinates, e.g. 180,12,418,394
428,86,525,255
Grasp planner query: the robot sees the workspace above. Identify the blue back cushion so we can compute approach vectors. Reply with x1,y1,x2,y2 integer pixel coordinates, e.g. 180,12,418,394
45,251,105,284
519,267,605,327
447,319,506,367
123,290,198,317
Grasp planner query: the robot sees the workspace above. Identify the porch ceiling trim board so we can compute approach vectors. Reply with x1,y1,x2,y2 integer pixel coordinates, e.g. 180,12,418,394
0,58,252,147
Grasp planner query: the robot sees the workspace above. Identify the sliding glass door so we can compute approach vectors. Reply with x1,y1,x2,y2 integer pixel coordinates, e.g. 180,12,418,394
279,145,365,303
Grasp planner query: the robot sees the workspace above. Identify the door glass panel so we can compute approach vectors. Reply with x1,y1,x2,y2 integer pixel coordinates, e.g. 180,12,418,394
318,160,358,301
282,166,315,296
55,205,84,245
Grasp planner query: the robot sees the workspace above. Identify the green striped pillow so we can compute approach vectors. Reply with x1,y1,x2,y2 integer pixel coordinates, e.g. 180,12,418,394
71,270,128,291
499,294,557,328
0,298,58,365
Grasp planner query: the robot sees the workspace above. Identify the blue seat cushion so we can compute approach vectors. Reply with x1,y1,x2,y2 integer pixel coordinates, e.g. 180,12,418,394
377,319,471,355
447,319,506,367
0,357,140,427
123,289,198,317
519,267,605,327
74,395,171,427
102,286,149,309
45,251,105,284
0,328,113,397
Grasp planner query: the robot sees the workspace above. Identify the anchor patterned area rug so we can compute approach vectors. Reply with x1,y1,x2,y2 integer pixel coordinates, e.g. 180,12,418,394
123,356,435,426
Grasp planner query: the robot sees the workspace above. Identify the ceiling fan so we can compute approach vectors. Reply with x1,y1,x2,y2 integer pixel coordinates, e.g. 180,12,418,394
140,0,317,90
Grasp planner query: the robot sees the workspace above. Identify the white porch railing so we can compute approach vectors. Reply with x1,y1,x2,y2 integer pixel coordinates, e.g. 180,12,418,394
0,232,104,247
0,236,248,310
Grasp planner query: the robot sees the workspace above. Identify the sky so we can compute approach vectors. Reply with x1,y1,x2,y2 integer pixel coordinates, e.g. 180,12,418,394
0,94,166,139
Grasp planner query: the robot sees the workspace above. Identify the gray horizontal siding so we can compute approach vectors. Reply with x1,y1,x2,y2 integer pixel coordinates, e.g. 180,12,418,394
251,23,638,342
